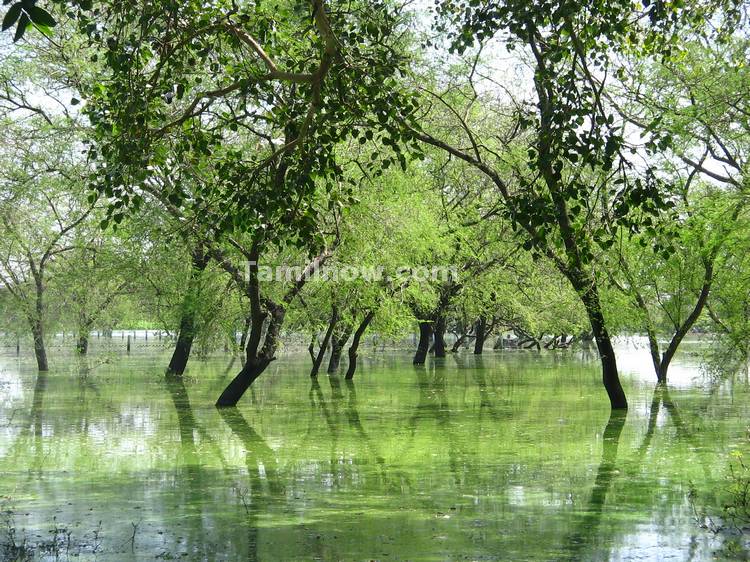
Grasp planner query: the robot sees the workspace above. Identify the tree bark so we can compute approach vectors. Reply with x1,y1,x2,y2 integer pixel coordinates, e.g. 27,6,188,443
576,276,627,409
413,321,433,365
166,245,210,378
76,333,89,355
30,318,48,372
328,322,352,374
311,307,338,377
345,311,375,380
474,317,487,355
238,313,252,354
432,315,447,358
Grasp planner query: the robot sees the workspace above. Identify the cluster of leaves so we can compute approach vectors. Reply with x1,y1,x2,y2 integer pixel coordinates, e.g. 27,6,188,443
2,0,56,42
430,0,740,271
65,0,424,257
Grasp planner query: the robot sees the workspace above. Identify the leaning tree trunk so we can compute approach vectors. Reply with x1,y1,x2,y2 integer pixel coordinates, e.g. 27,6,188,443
345,311,375,380
576,276,627,410
166,246,210,377
328,322,352,374
474,316,487,355
657,262,714,383
433,315,447,358
413,321,433,365
30,318,48,372
311,307,339,378
216,303,285,407
214,242,330,407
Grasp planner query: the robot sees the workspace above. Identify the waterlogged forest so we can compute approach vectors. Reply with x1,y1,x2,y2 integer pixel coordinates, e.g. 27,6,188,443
0,0,749,559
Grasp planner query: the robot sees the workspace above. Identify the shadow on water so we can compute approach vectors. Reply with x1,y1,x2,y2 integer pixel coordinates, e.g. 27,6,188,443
218,407,285,562
627,383,711,480
165,376,200,464
343,379,385,467
563,409,627,560
407,364,474,488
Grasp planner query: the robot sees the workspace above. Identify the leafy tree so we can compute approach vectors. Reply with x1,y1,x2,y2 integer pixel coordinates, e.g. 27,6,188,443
405,0,737,408
0,115,93,370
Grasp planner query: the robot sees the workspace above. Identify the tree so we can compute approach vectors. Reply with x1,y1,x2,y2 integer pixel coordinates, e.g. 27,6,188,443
0,116,93,370
404,0,734,408
605,181,744,382
67,0,421,406
608,29,750,380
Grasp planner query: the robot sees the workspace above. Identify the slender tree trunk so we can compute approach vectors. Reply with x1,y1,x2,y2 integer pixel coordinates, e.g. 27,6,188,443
474,317,487,355
345,311,375,380
413,321,433,365
328,322,352,374
238,314,252,353
28,270,48,372
533,63,626,410
311,307,339,378
166,246,210,377
433,315,447,358
30,318,48,372
577,278,627,410
214,245,331,407
657,262,714,383
76,333,89,355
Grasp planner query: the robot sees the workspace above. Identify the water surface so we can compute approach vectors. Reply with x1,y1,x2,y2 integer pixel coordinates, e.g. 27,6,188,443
0,345,747,560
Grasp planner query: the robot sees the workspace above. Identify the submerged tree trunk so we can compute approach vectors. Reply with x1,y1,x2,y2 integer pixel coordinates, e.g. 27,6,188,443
76,333,89,355
345,311,375,380
215,244,331,407
166,246,210,378
311,307,339,378
30,318,48,372
216,357,274,407
473,317,487,355
433,315,447,358
576,277,627,410
28,271,48,372
413,321,433,365
328,322,352,374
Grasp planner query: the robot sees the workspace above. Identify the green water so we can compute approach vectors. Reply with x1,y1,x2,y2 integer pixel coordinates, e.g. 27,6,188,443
0,347,748,560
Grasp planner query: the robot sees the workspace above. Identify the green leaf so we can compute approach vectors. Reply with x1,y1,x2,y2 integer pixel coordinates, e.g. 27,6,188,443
13,12,27,41
70,97,80,105
27,5,55,27
2,2,21,31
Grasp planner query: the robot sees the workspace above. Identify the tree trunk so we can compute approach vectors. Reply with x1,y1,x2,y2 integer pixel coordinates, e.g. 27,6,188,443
577,278,627,410
658,262,714,383
30,318,48,372
328,322,352,374
238,314,252,353
311,307,338,378
216,357,274,407
433,315,447,358
166,321,195,377
166,245,209,377
76,333,89,355
413,321,433,365
214,244,330,407
345,311,375,380
474,317,487,355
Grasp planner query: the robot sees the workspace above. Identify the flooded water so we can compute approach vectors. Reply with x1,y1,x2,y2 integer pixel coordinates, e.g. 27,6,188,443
0,343,748,560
